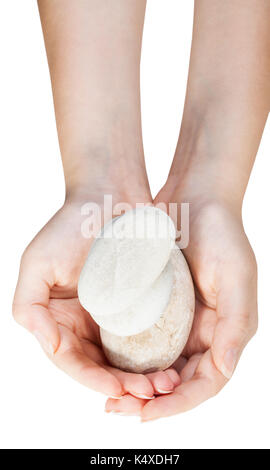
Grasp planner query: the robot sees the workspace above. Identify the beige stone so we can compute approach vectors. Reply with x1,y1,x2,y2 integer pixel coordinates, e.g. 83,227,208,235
100,247,195,373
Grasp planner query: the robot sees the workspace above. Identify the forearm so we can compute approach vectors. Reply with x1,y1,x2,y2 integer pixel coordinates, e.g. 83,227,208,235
170,0,270,211
37,0,149,200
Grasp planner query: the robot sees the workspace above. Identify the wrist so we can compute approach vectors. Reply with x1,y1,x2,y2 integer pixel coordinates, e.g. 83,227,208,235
64,147,151,205
64,165,152,208
166,165,243,217
168,107,250,214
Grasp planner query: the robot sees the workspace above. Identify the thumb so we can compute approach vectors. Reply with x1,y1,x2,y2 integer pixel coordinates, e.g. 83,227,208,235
13,250,60,355
211,261,258,379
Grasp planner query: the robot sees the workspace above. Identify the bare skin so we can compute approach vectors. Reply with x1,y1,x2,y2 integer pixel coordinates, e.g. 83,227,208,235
13,0,180,400
104,0,270,419
13,0,270,418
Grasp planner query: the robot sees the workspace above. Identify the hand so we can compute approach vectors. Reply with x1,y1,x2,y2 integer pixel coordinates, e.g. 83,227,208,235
105,195,258,419
13,198,181,401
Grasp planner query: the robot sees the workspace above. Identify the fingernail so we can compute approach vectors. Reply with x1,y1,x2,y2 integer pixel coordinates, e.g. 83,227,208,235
221,348,239,379
106,410,130,416
141,417,157,423
131,393,155,400
33,330,54,356
109,395,123,400
155,388,173,394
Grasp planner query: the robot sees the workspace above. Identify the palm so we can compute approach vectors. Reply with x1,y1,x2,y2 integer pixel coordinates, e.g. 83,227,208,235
123,193,258,420
180,208,229,363
175,202,256,376
15,202,181,400
177,217,229,377
48,296,105,364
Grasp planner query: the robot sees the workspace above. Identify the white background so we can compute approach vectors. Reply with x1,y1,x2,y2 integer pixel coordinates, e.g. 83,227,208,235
0,0,269,450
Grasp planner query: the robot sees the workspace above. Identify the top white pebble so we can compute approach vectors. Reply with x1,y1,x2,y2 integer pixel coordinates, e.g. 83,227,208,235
78,206,176,316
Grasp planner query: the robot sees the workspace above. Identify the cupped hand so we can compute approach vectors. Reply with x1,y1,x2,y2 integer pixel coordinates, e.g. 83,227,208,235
13,199,181,401
105,196,258,419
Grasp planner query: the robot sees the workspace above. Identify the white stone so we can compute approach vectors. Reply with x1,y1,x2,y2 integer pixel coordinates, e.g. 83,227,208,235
78,206,176,317
91,260,174,336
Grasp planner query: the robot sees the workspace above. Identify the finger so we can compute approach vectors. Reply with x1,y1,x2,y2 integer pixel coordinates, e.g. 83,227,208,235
141,350,227,421
164,368,181,387
146,370,175,394
80,337,107,364
81,323,155,398
182,300,216,357
105,367,154,400
13,251,60,354
180,353,202,382
212,260,258,379
105,394,147,416
53,325,123,397
172,355,188,373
